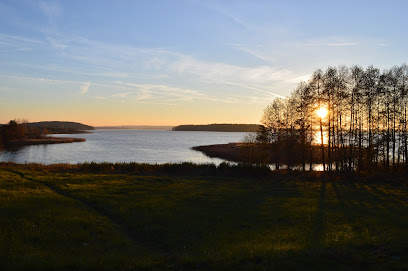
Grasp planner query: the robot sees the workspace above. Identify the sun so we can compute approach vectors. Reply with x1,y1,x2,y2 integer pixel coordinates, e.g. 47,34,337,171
316,107,328,118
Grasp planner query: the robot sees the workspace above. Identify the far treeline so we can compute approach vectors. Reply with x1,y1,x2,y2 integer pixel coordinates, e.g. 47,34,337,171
254,64,408,173
173,124,262,132
28,121,94,133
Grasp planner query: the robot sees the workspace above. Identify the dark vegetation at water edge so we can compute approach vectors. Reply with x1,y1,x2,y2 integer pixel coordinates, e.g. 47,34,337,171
0,161,272,178
172,123,262,132
0,120,87,149
249,64,408,173
0,163,407,270
193,141,396,172
193,142,328,166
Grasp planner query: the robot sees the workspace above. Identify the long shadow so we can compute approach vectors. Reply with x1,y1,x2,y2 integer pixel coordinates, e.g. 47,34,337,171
91,176,304,255
331,181,354,220
164,179,310,258
330,181,377,222
364,183,408,207
333,182,367,209
332,180,408,238
359,183,408,221
308,176,327,248
7,169,166,255
135,182,277,253
23,170,284,255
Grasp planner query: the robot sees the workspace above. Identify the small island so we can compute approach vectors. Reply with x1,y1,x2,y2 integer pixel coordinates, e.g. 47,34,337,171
0,120,93,149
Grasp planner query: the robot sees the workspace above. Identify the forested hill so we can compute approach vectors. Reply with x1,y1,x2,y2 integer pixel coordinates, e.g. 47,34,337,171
27,121,95,133
172,124,262,132
97,125,172,130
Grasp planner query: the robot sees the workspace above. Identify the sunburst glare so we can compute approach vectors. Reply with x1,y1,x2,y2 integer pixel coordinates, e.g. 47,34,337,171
316,107,328,118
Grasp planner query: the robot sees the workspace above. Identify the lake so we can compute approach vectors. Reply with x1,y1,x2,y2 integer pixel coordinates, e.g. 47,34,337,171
0,130,248,165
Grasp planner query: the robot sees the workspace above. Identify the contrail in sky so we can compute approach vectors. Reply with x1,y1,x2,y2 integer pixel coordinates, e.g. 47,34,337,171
224,81,285,99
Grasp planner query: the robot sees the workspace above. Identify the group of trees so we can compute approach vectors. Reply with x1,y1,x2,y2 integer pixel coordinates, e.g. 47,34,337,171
258,64,408,172
0,120,49,148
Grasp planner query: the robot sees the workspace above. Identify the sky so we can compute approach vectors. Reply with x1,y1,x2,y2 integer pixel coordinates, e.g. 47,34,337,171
1,0,407,126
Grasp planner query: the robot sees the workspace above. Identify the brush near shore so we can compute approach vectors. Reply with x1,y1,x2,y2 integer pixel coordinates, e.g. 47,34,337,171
6,137,85,146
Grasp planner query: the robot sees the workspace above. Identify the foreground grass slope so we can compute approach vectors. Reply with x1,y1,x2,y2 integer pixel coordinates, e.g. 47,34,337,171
0,164,407,270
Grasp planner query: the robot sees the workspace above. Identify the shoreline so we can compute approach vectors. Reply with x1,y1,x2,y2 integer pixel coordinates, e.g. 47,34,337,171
192,142,340,165
192,143,246,163
48,131,92,134
6,137,86,147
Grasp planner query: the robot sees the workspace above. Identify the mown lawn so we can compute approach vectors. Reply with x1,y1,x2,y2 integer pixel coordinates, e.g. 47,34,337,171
0,166,407,270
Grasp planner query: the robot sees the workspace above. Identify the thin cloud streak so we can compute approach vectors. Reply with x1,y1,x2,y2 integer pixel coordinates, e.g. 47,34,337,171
228,43,275,63
38,1,62,18
199,2,254,31
0,74,80,85
114,81,264,104
302,42,358,47
6,62,129,78
1,33,306,106
80,82,91,95
42,34,303,88
300,37,359,47
116,82,207,101
0,33,45,44
224,81,285,98
111,91,135,98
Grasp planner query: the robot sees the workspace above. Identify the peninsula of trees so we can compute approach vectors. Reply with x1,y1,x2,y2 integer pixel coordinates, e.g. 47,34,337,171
172,124,262,132
0,120,92,148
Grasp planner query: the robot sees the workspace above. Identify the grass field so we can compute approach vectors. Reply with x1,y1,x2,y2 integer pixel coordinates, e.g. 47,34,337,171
1,164,407,270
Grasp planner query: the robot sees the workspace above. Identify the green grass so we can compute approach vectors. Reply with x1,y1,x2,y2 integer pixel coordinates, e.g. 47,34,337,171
0,164,407,270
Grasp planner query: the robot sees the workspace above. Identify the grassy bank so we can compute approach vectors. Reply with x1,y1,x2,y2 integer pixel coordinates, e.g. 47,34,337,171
0,163,407,270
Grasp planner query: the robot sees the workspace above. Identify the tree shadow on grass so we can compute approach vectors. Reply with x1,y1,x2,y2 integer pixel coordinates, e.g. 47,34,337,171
356,183,408,228
308,176,327,248
363,183,408,208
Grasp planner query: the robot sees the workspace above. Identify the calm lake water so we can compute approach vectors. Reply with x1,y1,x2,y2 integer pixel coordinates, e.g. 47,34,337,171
0,130,248,165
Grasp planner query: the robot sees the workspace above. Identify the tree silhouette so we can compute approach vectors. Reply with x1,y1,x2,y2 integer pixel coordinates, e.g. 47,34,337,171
259,64,408,172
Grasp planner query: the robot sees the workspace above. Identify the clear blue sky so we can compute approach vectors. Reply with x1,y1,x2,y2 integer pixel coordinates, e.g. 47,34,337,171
1,0,407,125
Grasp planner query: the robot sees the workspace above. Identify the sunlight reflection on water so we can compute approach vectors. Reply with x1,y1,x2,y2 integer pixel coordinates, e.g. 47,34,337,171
269,163,325,171
313,130,328,145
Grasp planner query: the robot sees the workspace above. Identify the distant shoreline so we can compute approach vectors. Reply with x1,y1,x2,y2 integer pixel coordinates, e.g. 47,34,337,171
172,124,262,132
96,126,173,130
